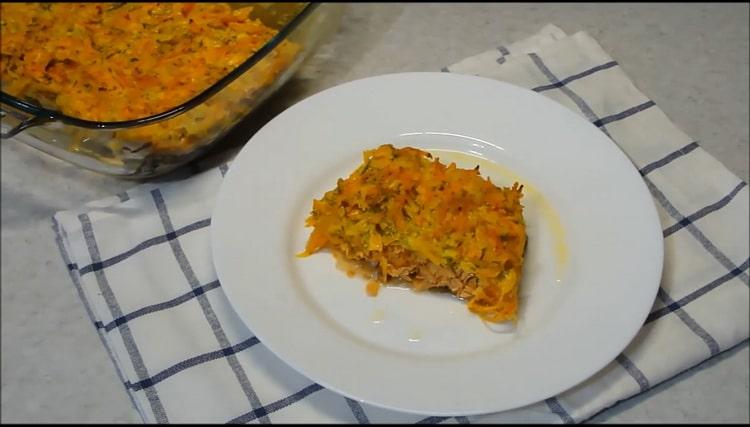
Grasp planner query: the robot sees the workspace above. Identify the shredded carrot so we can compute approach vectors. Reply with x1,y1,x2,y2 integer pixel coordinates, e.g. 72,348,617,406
365,280,381,297
300,144,527,323
0,3,299,153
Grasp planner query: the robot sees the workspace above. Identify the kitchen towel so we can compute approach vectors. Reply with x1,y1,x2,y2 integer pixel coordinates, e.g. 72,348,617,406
53,24,749,423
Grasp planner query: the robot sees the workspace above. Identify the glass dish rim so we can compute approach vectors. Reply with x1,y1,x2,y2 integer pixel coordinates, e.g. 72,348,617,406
0,2,318,131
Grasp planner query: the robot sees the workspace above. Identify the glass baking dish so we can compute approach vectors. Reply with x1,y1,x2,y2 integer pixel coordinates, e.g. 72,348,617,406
0,3,343,178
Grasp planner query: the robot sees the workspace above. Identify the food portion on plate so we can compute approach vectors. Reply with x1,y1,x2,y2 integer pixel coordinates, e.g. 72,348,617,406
299,144,527,323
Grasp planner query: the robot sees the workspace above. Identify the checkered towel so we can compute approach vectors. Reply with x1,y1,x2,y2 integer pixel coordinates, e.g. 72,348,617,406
53,24,749,423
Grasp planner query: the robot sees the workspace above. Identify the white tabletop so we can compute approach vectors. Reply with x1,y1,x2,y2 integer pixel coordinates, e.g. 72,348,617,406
1,3,748,423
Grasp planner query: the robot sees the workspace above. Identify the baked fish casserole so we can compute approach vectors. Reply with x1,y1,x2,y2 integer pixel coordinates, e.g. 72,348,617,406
0,3,299,154
299,144,527,323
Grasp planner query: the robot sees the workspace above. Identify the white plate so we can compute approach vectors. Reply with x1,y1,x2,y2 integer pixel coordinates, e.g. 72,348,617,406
211,72,663,416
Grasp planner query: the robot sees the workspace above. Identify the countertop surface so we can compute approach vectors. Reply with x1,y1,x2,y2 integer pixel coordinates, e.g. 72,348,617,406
2,3,748,423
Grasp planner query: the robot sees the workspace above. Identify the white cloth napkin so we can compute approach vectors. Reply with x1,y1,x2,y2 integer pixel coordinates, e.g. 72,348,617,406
53,24,749,424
